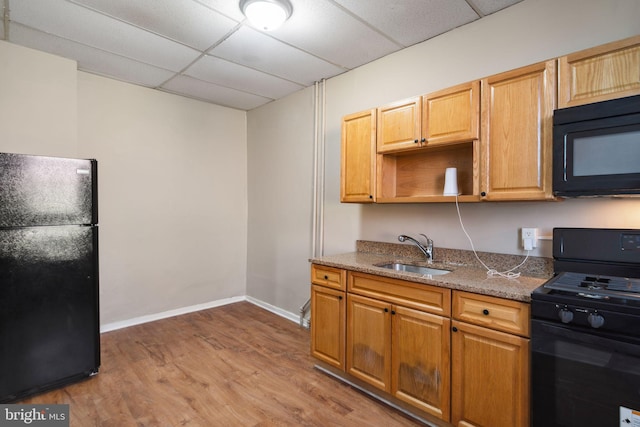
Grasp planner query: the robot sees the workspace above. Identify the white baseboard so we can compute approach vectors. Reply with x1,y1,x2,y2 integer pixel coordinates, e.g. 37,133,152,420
245,296,301,324
100,295,303,333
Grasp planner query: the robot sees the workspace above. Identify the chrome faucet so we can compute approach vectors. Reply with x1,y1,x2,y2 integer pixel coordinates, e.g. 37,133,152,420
398,234,434,261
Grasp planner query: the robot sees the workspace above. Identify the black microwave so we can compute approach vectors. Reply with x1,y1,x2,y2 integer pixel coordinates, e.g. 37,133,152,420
553,94,640,197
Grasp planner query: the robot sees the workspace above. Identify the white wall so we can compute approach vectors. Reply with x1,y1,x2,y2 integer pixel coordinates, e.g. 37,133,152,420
0,41,77,156
321,0,640,259
77,73,248,325
246,87,315,315
0,42,248,327
246,0,640,316
2,0,639,327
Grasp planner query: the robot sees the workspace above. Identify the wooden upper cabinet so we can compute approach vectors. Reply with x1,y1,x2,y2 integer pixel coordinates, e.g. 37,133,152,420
481,60,557,201
341,109,376,202
559,35,640,108
423,81,480,146
377,97,422,153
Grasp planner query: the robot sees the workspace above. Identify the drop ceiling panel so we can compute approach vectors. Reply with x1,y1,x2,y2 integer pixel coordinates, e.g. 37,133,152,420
185,55,304,99
10,0,201,71
11,24,176,88
269,0,400,69
471,0,524,15
162,75,271,110
193,0,246,22
334,0,480,46
70,0,241,51
210,26,346,86
2,0,525,109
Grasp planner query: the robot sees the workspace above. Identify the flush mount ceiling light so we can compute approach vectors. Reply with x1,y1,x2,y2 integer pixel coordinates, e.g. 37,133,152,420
240,0,292,31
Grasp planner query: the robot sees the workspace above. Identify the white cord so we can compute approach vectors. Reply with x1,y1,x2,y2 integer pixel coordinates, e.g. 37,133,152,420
454,195,529,279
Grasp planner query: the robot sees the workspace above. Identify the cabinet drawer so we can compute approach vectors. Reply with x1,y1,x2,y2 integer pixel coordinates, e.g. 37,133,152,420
311,264,346,290
452,291,530,337
348,271,450,317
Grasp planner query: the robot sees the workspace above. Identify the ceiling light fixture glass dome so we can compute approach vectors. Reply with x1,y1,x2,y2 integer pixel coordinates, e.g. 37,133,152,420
239,0,292,31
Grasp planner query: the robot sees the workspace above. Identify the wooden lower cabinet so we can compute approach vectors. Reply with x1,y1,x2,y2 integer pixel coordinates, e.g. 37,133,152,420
346,293,451,421
346,293,391,390
392,305,451,421
451,320,530,427
311,266,530,426
310,284,346,370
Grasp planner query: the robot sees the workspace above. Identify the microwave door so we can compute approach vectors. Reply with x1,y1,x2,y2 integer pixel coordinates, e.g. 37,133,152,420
553,104,640,197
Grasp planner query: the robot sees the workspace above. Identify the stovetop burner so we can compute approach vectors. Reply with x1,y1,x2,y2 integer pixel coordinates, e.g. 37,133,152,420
543,271,640,303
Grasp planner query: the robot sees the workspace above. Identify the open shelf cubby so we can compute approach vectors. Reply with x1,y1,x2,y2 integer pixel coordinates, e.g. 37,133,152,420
376,141,480,203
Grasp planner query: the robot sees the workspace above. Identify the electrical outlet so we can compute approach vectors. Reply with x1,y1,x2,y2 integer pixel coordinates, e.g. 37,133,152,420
521,228,537,250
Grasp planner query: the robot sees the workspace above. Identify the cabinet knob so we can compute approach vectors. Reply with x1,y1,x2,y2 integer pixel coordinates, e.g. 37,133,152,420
323,275,328,280
338,296,343,300
414,139,419,143
369,195,373,199
391,310,396,315
452,326,458,332
482,309,490,315
421,138,426,143
384,308,389,312
481,191,487,197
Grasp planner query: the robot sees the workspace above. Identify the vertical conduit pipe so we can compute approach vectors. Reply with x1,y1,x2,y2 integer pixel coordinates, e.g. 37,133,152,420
303,79,326,328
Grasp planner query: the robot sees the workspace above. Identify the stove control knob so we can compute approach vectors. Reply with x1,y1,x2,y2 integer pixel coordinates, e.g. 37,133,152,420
588,312,605,329
558,307,573,324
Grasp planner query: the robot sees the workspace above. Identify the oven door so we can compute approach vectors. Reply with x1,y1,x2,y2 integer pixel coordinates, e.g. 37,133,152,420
531,319,640,427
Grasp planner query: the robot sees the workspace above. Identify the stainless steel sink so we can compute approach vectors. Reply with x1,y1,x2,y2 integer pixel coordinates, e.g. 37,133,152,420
377,262,450,276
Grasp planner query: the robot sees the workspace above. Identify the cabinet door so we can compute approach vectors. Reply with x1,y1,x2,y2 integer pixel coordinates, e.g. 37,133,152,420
341,109,376,202
377,97,422,153
481,60,556,201
311,285,346,370
346,293,391,391
451,321,530,427
559,35,640,108
392,305,451,422
423,81,480,146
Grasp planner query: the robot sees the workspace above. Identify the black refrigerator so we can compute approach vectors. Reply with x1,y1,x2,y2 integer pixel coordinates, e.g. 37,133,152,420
0,152,100,402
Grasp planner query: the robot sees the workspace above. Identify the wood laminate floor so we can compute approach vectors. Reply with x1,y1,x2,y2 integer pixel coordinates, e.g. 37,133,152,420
20,301,423,426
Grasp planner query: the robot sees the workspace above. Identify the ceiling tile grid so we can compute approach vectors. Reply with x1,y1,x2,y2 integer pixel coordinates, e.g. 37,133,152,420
162,74,272,110
265,0,402,69
10,23,177,88
69,0,240,51
333,0,480,46
2,0,523,110
185,55,305,99
207,26,346,86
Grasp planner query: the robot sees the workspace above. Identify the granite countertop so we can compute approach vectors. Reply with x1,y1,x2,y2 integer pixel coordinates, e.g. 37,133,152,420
309,240,554,303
